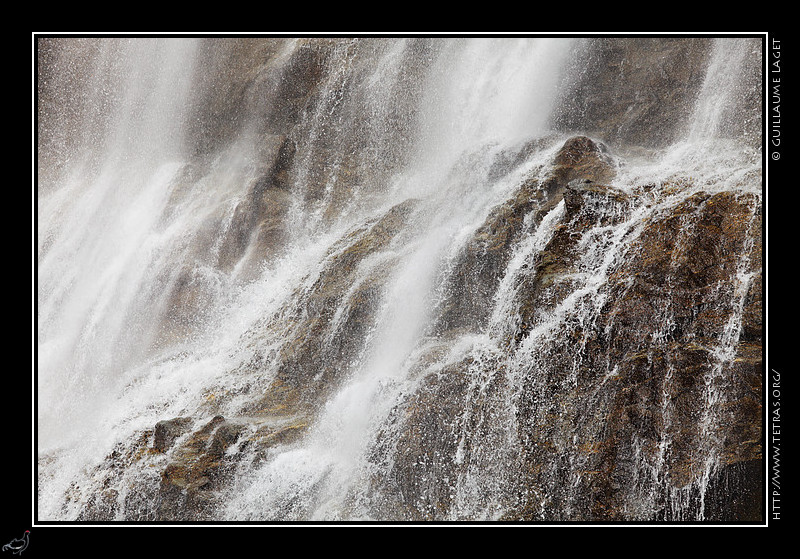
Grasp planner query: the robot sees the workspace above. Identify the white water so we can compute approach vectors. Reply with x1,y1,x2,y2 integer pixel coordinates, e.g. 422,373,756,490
36,36,762,522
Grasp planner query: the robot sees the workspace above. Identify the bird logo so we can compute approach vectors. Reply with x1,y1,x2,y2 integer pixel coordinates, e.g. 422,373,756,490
2,531,29,555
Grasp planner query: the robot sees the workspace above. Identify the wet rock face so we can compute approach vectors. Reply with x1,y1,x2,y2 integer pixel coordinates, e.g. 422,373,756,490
510,178,761,519
249,197,420,413
157,38,432,347
148,134,761,523
153,417,193,453
185,38,333,157
436,135,618,333
155,415,248,521
553,37,763,150
379,135,762,522
213,134,297,277
553,38,715,148
375,360,475,520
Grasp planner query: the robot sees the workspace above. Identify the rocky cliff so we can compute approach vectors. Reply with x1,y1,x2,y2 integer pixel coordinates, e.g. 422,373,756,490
37,36,763,523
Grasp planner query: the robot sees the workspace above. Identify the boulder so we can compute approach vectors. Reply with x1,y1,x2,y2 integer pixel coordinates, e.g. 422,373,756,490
153,416,193,453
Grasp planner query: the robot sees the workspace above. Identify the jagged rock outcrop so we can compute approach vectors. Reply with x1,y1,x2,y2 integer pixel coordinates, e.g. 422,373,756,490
74,411,313,521
372,135,762,521
508,151,761,520
102,196,419,520
153,417,193,453
436,135,618,333
249,197,420,413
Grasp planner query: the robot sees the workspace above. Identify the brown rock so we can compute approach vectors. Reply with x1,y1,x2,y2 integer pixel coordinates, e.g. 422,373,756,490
156,415,241,521
153,417,193,453
508,183,763,520
436,135,617,334
552,38,715,148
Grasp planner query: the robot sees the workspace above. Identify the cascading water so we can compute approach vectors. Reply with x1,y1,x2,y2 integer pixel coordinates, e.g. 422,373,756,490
36,35,763,523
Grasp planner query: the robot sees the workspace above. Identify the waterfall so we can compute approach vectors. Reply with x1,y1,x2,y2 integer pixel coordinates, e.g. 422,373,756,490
35,35,763,523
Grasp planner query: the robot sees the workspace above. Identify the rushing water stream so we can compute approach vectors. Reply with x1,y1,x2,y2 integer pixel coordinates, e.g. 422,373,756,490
36,36,763,522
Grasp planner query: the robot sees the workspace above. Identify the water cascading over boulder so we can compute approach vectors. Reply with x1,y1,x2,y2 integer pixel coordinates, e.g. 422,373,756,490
36,36,764,523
